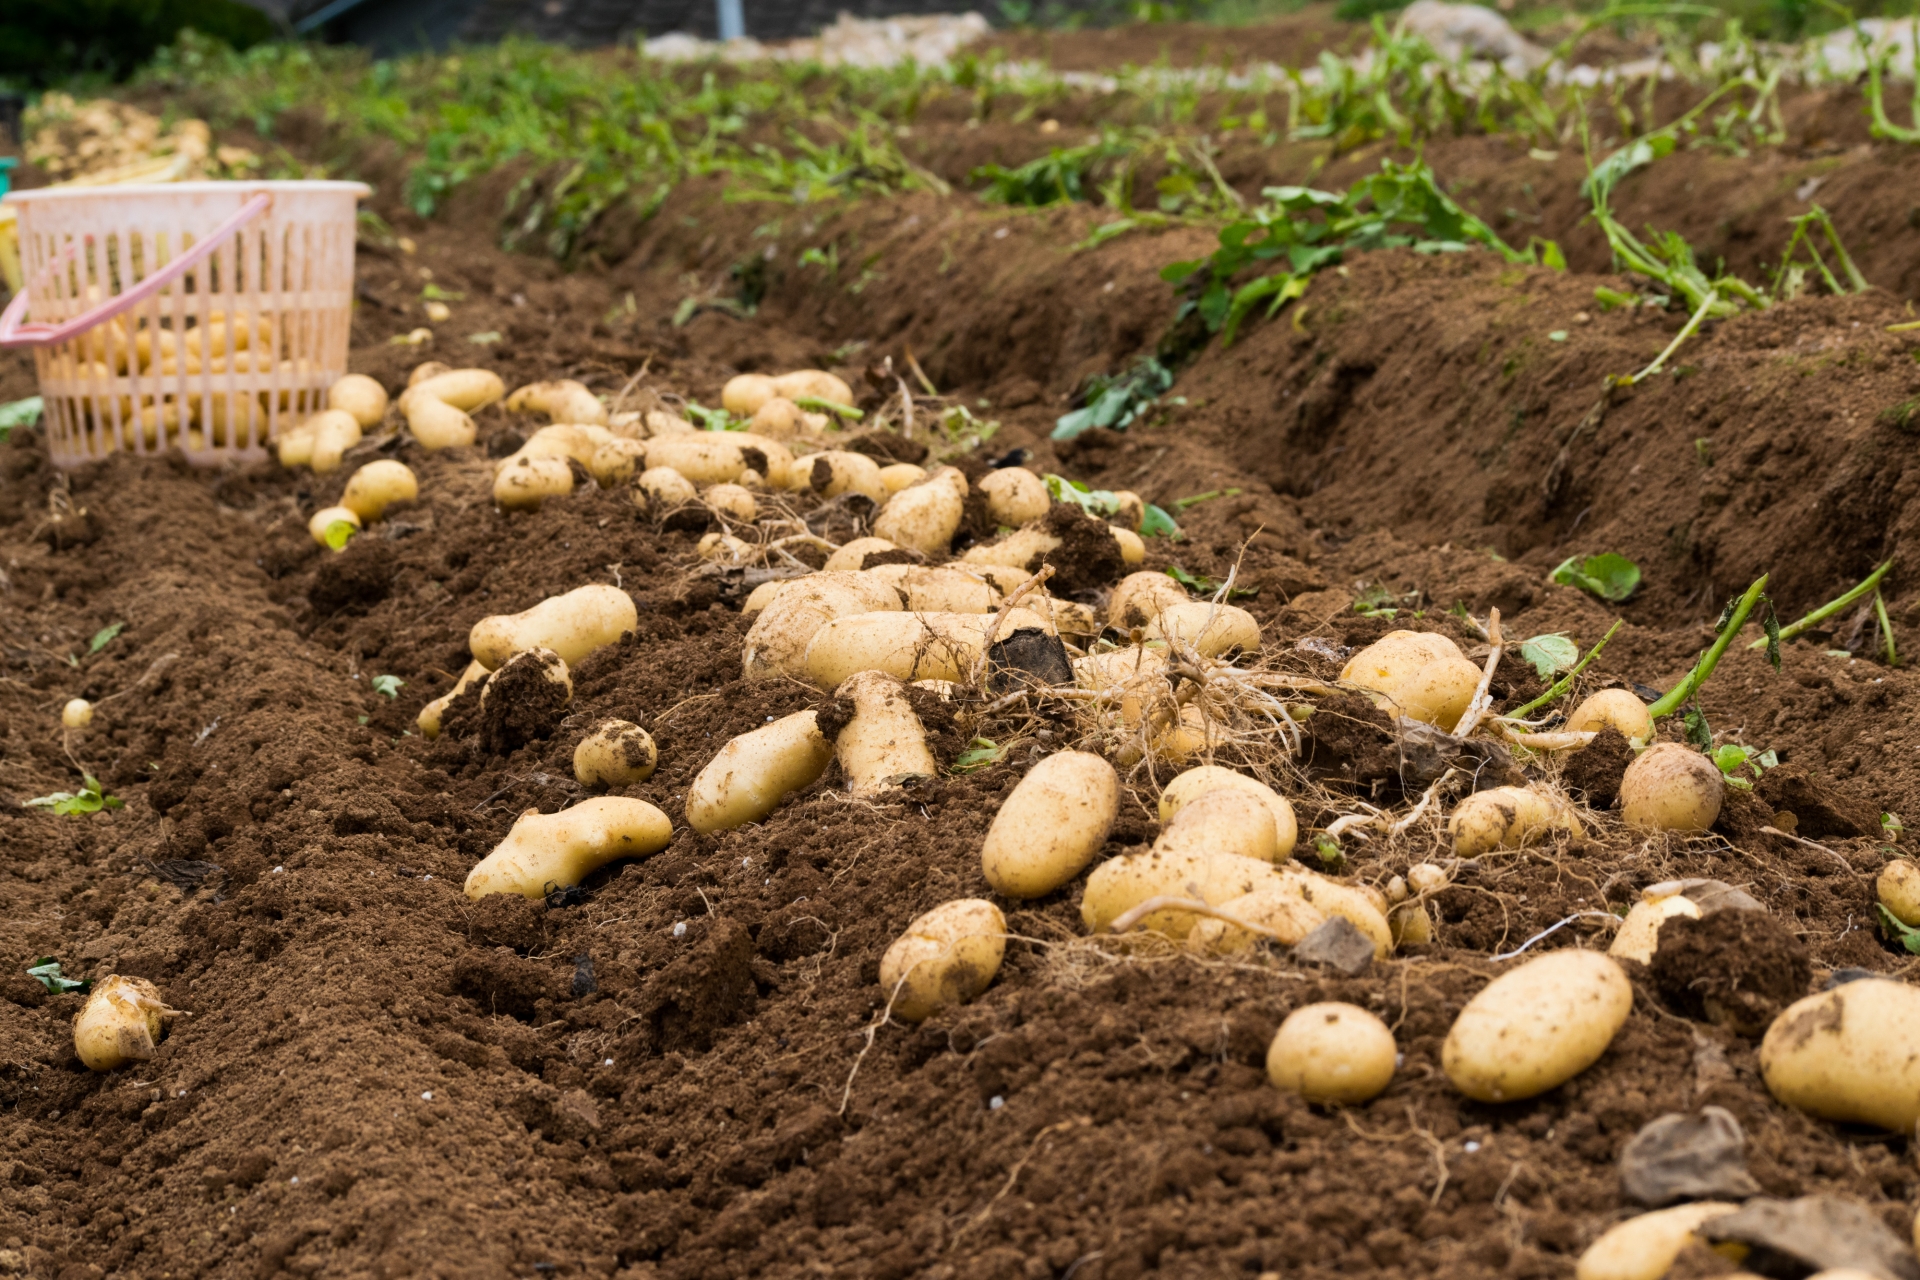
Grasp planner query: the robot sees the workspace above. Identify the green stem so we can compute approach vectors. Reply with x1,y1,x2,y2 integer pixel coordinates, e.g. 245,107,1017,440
796,396,864,420
1506,620,1624,720
1877,589,1899,667
1813,206,1870,293
1628,288,1716,383
1748,558,1892,648
1649,575,1768,719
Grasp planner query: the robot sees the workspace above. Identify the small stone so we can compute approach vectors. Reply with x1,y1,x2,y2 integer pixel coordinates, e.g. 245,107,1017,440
571,953,597,999
1702,1196,1920,1280
1294,916,1374,976
1619,1107,1761,1206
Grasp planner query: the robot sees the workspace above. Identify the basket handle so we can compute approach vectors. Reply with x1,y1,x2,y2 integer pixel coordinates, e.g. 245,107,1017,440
0,191,275,350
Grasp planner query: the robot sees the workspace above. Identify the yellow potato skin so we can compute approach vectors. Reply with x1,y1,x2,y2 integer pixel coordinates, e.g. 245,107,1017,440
464,797,672,900
1574,1203,1741,1280
1341,630,1481,730
636,466,698,509
872,476,964,555
772,369,854,406
1081,848,1280,937
823,537,900,572
1607,894,1701,964
879,463,927,495
979,467,1050,527
1566,688,1654,743
73,975,179,1072
806,450,887,503
723,373,778,416
1157,766,1298,861
505,378,607,425
1144,602,1261,657
742,573,903,679
1442,949,1632,1102
742,580,789,615
980,750,1118,898
1274,868,1394,958
880,566,1001,614
340,460,419,523
705,483,758,522
1154,789,1278,864
1266,1002,1397,1104
590,438,649,485
1108,570,1193,632
62,698,93,729
1877,858,1920,926
494,455,574,510
1449,785,1583,857
835,671,936,797
574,719,659,786
800,608,1050,689
404,368,504,412
307,505,361,547
405,394,477,450
470,584,638,670
685,710,834,833
1759,979,1920,1132
1187,888,1325,955
879,899,1006,1023
1620,743,1724,833
418,660,487,739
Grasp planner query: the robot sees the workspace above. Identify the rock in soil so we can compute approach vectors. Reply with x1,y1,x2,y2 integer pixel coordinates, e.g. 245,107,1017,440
1293,915,1375,976
1651,910,1812,1036
1619,1106,1762,1206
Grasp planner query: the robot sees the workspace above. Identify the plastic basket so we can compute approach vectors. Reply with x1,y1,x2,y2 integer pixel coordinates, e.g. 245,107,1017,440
0,180,370,467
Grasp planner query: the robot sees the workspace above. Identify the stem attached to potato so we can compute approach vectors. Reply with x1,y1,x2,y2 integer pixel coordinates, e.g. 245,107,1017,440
1504,619,1623,720
1750,558,1893,650
1647,575,1768,720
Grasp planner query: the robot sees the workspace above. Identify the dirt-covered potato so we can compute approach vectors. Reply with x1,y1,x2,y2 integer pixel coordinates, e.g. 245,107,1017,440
879,463,927,494
980,750,1118,898
590,437,649,485
1449,785,1583,856
872,473,964,554
636,465,699,510
1759,979,1920,1132
307,505,361,547
1110,490,1146,532
1266,1002,1397,1104
686,709,834,833
1620,743,1724,832
1575,1204,1740,1280
823,537,900,572
960,525,1056,569
479,647,573,720
494,454,574,510
1878,859,1920,926
1108,570,1191,631
729,432,796,488
801,608,1050,688
574,719,658,786
418,660,486,739
327,372,389,427
1442,949,1631,1102
1154,789,1278,864
979,467,1050,527
868,565,1000,613
1186,887,1326,954
1566,688,1654,744
73,975,184,1071
1144,601,1260,657
1072,647,1171,727
1341,630,1481,730
1080,848,1279,937
465,796,672,899
742,573,903,679
277,408,363,474
1608,894,1701,964
340,459,418,523
806,450,887,503
723,373,778,416
747,396,814,439
470,583,637,670
506,378,607,425
1158,765,1298,861
703,483,758,522
1275,868,1393,957
646,433,760,486
773,369,854,406
505,423,612,467
62,698,93,729
879,898,1006,1023
836,671,936,797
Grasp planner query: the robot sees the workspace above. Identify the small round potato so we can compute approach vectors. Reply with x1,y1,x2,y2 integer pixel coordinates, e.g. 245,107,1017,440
62,698,93,729
1109,570,1192,632
495,455,573,511
723,373,779,417
872,475,963,555
1406,863,1448,895
1442,949,1632,1102
1759,978,1920,1132
747,395,807,439
1341,630,1482,731
404,394,477,450
1158,766,1298,861
1620,742,1723,833
340,459,419,523
879,463,927,494
807,450,887,503
1878,859,1920,927
823,537,901,572
1110,490,1146,532
1144,602,1260,658
879,898,1006,1023
636,465,699,510
741,579,791,616
465,796,671,900
327,372,389,427
1112,527,1147,564
705,483,758,522
1449,785,1583,857
574,719,658,787
1155,789,1278,864
685,710,834,833
1266,1002,1397,1104
980,750,1118,898
470,584,638,670
307,504,362,547
979,467,1050,527
1566,687,1654,744
1389,901,1434,946
73,975,182,1072
1607,894,1701,965
1574,1203,1741,1280
589,437,648,486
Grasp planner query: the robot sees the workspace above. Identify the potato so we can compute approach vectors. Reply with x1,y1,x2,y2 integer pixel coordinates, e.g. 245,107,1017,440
1274,867,1394,958
470,584,637,670
1389,901,1434,946
1449,785,1584,857
747,395,808,439
340,460,418,523
1155,789,1278,864
1113,528,1147,564
1407,862,1449,894
407,360,452,387
980,467,1050,527
1442,949,1632,1102
1027,597,1100,638
742,580,791,616
1151,704,1214,764
62,698,93,729
773,369,854,406
980,750,1118,898
1144,602,1260,658
73,975,184,1072
1111,490,1146,532
326,372,389,427
277,409,363,474
806,450,887,503
879,463,927,494
1341,630,1482,730
1266,1002,1397,1104
403,368,505,412
1575,1203,1741,1280
636,465,699,509
505,378,607,425
886,565,1000,614
307,504,362,547
1621,743,1724,833
823,537,900,572
705,483,758,522
873,475,964,555
1187,887,1326,954
643,434,751,485
1157,765,1298,861
505,423,612,467
742,573,904,679
730,432,796,488
1109,570,1191,631
1608,894,1701,964
590,437,649,485
465,796,672,900
1081,847,1280,937
1073,646,1171,727
723,373,778,416
1759,978,1920,1131
563,720,656,788
418,660,485,739
1877,859,1920,927
1567,688,1654,744
879,898,1006,1023
686,709,834,833
801,608,1050,689
403,394,476,450
833,671,937,797
494,454,574,511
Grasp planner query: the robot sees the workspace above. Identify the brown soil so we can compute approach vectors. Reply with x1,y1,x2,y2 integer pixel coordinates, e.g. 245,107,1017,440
10,47,1920,1280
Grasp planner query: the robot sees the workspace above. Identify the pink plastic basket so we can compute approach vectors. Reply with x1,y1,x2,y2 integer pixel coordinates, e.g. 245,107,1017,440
0,180,370,467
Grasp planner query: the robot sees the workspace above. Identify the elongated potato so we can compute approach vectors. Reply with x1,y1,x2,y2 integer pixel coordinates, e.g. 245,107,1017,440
503,423,612,467
341,460,418,523
407,360,452,388
1621,743,1724,833
506,378,607,425
73,975,184,1072
836,671,936,797
403,368,504,412
1567,688,1654,744
645,434,757,486
465,797,671,899
1878,859,1920,927
880,463,927,494
743,573,904,679
1759,979,1920,1132
823,537,901,572
742,580,791,616
1341,630,1482,731
980,467,1050,527
307,505,362,547
686,710,834,833
1112,528,1147,565
328,373,389,427
1575,1203,1741,1280
1608,894,1702,964
1155,789,1278,864
574,719,658,786
981,751,1118,898
807,450,886,503
495,454,574,510
1267,1003,1397,1104
1109,570,1191,631
884,565,1000,614
1442,949,1632,1102
277,409,363,474
636,465,698,510
1081,848,1280,937
801,608,1051,689
880,898,1006,1023
1450,785,1584,856
873,475,964,554
417,660,486,739
1073,646,1171,727
773,369,854,406
1158,766,1298,861
1274,868,1394,958
962,525,1057,570
405,394,476,450
1144,602,1260,658
723,373,778,416
470,584,637,670
1187,887,1327,954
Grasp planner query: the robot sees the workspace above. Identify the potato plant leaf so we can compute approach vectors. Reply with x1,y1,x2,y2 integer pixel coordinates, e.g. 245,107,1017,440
372,674,405,700
0,396,44,441
323,520,358,551
89,623,126,654
1518,634,1578,678
1139,504,1181,540
26,958,90,994
1550,553,1641,602
25,774,123,816
1884,812,1905,843
952,738,1005,773
1052,357,1174,441
1878,904,1920,955
1682,705,1713,752
1166,565,1256,598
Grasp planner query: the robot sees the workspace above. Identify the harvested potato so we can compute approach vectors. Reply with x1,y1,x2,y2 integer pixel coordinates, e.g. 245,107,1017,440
494,454,574,511
1407,862,1449,894
465,797,672,899
1109,570,1191,631
1144,601,1260,657
747,396,812,439
1266,1002,1397,1104
729,432,796,488
307,504,362,547
1157,765,1298,861
636,465,699,510
645,434,757,486
340,459,418,523
697,533,747,561
1027,597,1100,638
1112,528,1147,564
1341,630,1482,730
589,437,648,485
1567,688,1654,744
504,423,612,467
1110,490,1146,532
73,975,184,1072
879,899,1006,1023
277,409,363,474
836,671,936,797
823,537,901,572
1574,1203,1740,1280
1155,789,1278,864
1389,900,1434,946
1073,646,1171,727
1877,859,1920,926
879,463,927,494
872,565,1000,614
723,373,778,416
742,573,904,679
1449,786,1584,856
980,750,1118,898
404,368,504,412
686,709,834,832
1187,887,1326,954
1759,978,1920,1132
574,719,658,786
1608,894,1702,964
806,450,887,503
470,584,637,670
62,698,93,729
979,467,1050,527
419,660,485,739
742,580,791,615
773,369,854,405
801,608,1051,689
1276,868,1394,958
402,394,475,450
505,378,607,425
326,373,389,427
705,483,758,522
1081,847,1280,937
1621,743,1724,833
1151,704,1213,764
961,525,1056,570
1443,949,1632,1102
873,474,964,554
479,647,573,725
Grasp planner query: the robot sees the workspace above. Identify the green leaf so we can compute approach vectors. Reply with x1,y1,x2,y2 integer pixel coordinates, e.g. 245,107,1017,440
371,674,405,700
0,396,43,440
1550,553,1642,603
467,331,503,345
1682,706,1713,751
27,774,120,815
1139,504,1181,540
1879,904,1920,955
952,737,1005,773
1166,564,1256,599
88,623,126,654
26,958,89,994
1884,812,1905,843
683,403,742,432
1044,474,1122,519
1051,358,1173,441
323,520,358,551
1172,487,1241,512
1518,634,1579,679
